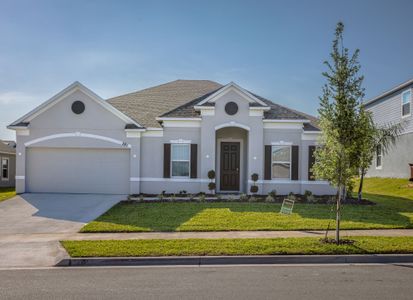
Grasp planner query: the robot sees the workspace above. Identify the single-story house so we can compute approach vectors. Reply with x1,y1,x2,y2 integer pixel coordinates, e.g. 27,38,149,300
8,80,335,195
365,78,413,178
0,140,16,188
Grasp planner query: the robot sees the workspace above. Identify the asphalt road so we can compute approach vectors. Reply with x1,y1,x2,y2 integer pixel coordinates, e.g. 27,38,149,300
0,264,412,299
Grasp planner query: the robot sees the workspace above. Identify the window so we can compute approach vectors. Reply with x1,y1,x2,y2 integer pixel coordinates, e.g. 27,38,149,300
271,145,291,179
376,145,382,169
402,90,411,117
171,144,190,177
1,158,9,180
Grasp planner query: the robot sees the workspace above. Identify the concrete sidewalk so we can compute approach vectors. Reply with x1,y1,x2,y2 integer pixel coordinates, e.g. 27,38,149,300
2,229,413,243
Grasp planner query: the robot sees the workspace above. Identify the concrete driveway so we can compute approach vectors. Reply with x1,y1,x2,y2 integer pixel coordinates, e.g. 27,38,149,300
0,194,123,268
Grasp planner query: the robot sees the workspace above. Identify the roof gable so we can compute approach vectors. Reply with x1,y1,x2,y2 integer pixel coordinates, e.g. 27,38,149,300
196,82,268,107
9,82,141,128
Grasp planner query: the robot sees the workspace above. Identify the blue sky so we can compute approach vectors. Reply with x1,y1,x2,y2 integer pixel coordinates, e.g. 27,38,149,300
1,0,413,139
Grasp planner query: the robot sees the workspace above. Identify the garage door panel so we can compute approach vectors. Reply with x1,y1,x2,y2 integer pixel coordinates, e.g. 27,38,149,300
26,148,130,194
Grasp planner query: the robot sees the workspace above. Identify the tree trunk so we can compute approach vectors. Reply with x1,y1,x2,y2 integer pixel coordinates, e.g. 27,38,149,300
336,185,342,244
358,170,365,201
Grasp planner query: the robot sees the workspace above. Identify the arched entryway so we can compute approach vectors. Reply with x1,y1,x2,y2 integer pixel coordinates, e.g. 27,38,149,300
215,126,249,193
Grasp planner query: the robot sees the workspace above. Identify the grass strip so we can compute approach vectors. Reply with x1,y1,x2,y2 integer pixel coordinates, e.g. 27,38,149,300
0,188,15,202
62,236,413,257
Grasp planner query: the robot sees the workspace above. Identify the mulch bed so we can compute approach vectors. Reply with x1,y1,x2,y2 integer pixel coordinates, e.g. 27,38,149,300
127,194,376,205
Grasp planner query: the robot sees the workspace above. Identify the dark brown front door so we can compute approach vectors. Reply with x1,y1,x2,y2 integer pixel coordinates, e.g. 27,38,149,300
220,142,240,191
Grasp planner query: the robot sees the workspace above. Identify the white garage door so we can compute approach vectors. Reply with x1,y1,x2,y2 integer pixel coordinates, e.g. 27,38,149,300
26,148,130,194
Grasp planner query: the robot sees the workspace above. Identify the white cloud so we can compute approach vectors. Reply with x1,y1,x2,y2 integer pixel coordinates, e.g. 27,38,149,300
0,91,37,105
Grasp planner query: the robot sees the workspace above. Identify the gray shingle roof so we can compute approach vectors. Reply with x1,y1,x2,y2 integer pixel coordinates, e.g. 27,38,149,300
107,80,319,130
108,80,223,128
0,141,16,154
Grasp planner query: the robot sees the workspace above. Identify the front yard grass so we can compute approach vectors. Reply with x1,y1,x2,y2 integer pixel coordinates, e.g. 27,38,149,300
0,187,16,202
61,236,413,257
80,178,413,233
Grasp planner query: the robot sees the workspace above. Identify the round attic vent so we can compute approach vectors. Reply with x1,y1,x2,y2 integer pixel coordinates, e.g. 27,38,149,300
71,101,85,114
225,102,238,115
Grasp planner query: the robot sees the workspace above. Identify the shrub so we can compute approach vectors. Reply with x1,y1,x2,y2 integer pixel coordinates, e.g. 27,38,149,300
304,190,312,198
208,182,216,191
198,194,206,202
251,173,259,182
269,189,277,198
239,193,249,202
304,190,316,203
265,195,276,203
207,170,216,194
250,173,259,194
248,196,258,202
207,170,216,180
178,190,187,196
288,192,297,201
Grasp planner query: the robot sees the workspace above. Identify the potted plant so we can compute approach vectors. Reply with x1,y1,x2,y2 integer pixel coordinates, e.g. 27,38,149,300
250,173,259,194
207,170,216,195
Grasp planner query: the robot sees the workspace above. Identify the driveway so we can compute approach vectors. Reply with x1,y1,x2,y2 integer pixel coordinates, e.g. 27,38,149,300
0,194,123,268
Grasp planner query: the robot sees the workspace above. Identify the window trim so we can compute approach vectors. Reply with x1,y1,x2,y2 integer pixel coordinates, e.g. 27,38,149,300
401,89,411,118
170,143,191,178
1,157,9,181
376,145,382,170
271,145,292,180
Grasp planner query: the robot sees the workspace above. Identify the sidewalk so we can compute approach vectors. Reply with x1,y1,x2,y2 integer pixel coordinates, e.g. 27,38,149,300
2,229,413,243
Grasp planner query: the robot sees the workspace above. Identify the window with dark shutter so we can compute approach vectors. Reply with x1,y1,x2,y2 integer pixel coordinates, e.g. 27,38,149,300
291,145,299,180
190,144,198,178
264,145,272,180
308,145,316,181
163,144,171,178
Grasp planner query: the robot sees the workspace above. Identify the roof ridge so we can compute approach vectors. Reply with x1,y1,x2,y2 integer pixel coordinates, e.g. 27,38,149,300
251,92,316,120
159,87,224,118
107,79,222,101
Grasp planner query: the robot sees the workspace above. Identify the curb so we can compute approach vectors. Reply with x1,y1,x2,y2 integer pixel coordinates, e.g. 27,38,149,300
56,254,413,267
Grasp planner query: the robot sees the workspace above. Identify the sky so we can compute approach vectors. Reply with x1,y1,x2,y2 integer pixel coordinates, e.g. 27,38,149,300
1,0,413,140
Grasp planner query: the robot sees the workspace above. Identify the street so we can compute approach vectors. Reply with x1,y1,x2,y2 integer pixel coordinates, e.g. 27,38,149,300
0,264,412,299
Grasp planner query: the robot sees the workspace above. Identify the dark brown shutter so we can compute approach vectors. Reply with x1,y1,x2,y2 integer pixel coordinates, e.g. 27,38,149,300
190,144,198,178
308,145,316,181
264,145,272,180
291,145,299,180
163,143,171,178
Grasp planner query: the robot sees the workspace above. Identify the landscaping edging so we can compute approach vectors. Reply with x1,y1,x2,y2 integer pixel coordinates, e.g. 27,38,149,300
56,254,413,267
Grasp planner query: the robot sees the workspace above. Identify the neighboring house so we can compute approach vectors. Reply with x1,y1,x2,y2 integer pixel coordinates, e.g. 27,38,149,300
365,78,413,178
8,80,335,195
0,140,16,188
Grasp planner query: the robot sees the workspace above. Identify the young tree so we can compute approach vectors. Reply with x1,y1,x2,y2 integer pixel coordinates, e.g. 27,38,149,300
355,110,402,201
313,22,365,243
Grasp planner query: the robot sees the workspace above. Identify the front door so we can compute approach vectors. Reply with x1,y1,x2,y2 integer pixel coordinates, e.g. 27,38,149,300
220,142,240,191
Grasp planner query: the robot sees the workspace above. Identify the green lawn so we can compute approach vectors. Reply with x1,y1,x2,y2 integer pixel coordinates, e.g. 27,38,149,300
62,236,413,257
0,187,15,202
80,178,413,232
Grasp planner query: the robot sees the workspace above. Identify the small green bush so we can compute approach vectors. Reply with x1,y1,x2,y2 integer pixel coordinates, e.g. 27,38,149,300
239,193,249,202
198,194,206,202
269,189,277,198
265,195,276,203
251,173,259,182
207,170,216,180
208,182,216,191
304,190,312,198
248,196,258,202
